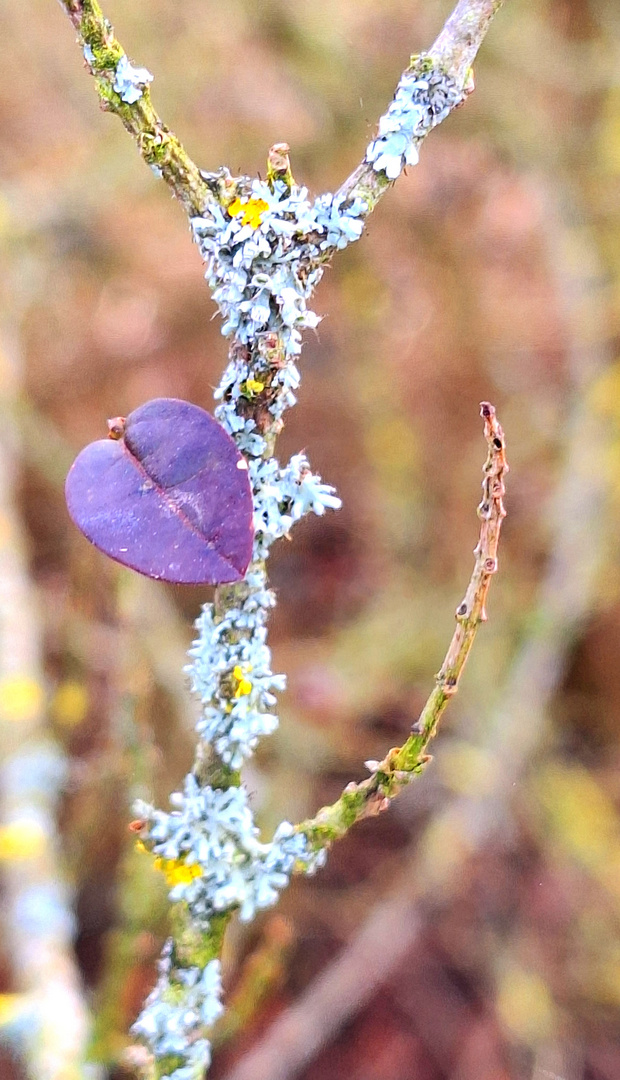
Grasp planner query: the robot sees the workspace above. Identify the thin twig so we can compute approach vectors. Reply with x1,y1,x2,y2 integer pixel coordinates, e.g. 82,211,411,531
211,917,294,1050
297,402,508,850
221,359,603,1080
223,889,424,1080
222,171,614,1080
56,0,507,222
55,0,223,216
431,0,507,83
336,0,508,208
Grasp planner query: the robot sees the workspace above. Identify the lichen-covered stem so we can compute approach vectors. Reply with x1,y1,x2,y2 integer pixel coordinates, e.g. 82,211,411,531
55,0,509,1073
336,0,508,210
56,0,507,226
297,403,508,850
55,0,222,216
166,330,291,946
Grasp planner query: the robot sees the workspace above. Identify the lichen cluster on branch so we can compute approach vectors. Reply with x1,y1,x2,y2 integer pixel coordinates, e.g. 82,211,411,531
130,141,454,1071
54,2,508,1077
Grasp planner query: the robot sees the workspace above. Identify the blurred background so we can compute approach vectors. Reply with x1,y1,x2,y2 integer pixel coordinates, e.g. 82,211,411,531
1,0,620,1078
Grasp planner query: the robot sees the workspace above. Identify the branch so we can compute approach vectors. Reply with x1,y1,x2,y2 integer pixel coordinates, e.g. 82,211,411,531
430,0,506,80
56,0,507,223
53,3,508,1073
55,0,226,216
336,0,507,209
297,402,508,850
223,885,424,1080
226,174,617,1080
211,916,294,1050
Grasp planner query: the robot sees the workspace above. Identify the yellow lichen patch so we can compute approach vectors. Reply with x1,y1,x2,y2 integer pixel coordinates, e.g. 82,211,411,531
0,676,44,724
50,680,89,727
153,856,202,887
228,197,270,229
232,664,253,698
243,378,266,397
0,819,47,861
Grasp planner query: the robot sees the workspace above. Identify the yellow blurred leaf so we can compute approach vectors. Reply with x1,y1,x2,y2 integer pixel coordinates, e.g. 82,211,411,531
588,359,620,422
0,993,28,1027
497,965,555,1043
416,806,473,888
536,763,620,872
0,514,13,549
598,88,620,175
588,949,620,1006
50,680,89,728
0,676,44,723
437,741,496,796
0,819,47,861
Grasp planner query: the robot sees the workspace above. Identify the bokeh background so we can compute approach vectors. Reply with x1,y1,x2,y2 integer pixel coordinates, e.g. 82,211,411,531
1,1,620,1078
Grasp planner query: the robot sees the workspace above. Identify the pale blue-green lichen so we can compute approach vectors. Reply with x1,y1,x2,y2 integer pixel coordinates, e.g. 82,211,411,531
366,68,464,179
131,949,223,1078
132,62,461,1077
113,54,153,104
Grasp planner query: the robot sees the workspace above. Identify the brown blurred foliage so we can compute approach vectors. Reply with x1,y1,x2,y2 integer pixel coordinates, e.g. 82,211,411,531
2,1,620,1078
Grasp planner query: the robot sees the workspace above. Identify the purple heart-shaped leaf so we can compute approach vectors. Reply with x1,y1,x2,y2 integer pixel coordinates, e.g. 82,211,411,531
65,398,254,585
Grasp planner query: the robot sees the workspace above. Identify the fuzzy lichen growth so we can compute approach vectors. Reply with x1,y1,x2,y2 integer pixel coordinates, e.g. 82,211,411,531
55,2,507,1074
130,175,360,1074
57,0,217,217
365,65,464,179
129,60,478,1076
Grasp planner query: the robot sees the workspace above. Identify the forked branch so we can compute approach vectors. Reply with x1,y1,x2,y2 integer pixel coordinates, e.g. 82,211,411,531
52,3,509,1074
56,0,507,219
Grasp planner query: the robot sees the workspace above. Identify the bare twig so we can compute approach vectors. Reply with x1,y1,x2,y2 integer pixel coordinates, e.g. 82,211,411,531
297,402,508,850
222,889,424,1080
431,0,507,83
211,917,295,1050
